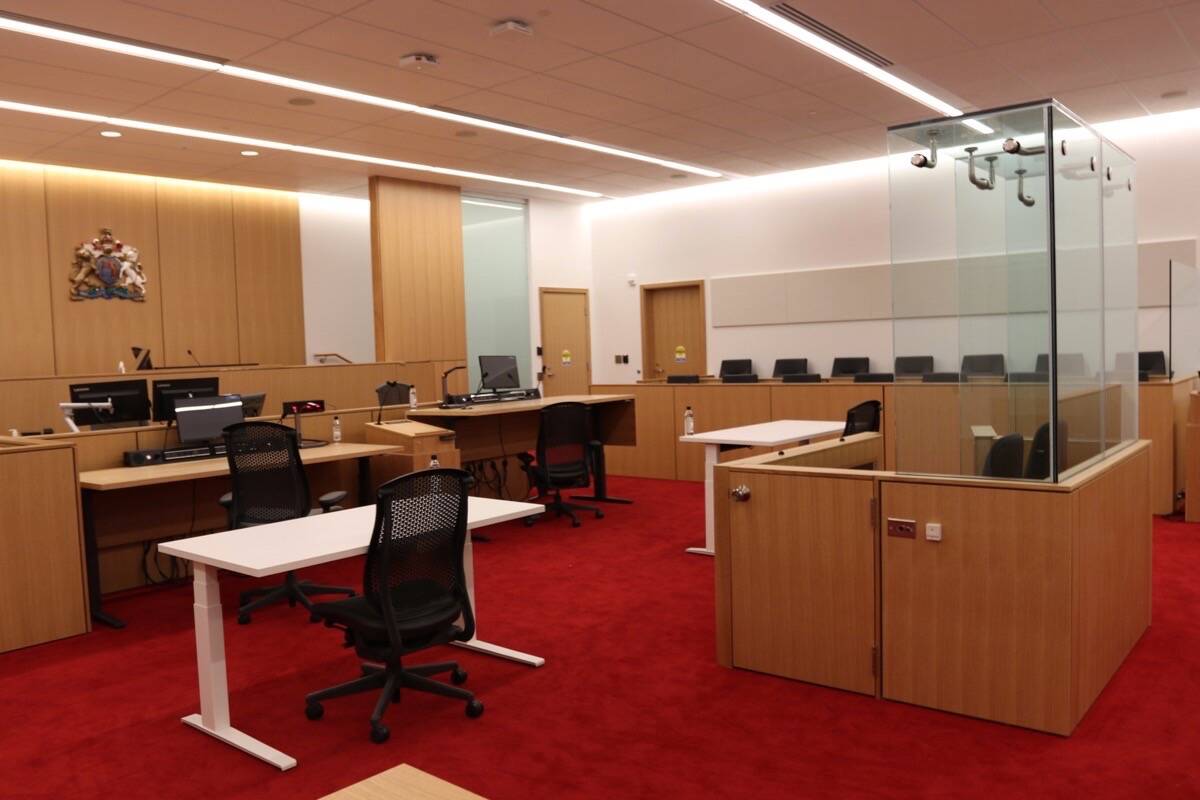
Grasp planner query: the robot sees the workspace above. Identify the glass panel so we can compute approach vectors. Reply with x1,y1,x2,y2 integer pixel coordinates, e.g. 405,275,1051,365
461,196,532,391
1104,146,1139,453
1170,260,1200,378
1052,106,1104,479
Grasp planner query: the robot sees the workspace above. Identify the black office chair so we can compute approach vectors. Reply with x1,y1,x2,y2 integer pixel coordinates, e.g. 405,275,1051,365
831,357,870,377
982,433,1024,478
719,359,756,383
961,353,1006,378
1139,350,1168,377
894,355,934,377
305,469,482,744
666,374,700,384
1025,421,1069,480
1035,353,1086,376
842,400,882,438
223,421,355,624
518,402,603,528
772,358,808,378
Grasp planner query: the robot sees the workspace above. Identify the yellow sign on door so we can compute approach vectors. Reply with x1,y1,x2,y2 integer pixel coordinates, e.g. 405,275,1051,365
561,349,572,366
674,345,687,364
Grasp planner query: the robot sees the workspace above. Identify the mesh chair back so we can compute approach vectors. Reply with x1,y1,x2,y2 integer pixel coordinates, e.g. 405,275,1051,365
365,469,473,645
224,421,311,526
982,433,1024,478
843,400,882,437
537,402,592,488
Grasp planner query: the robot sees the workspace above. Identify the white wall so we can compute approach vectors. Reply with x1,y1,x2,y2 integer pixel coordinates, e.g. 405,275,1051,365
298,193,375,365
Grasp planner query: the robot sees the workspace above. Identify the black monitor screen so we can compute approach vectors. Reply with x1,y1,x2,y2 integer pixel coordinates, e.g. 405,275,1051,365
152,377,220,422
239,392,266,418
68,380,151,427
479,355,520,390
175,395,245,444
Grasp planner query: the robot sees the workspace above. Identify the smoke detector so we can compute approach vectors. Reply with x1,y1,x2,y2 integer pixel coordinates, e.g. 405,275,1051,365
491,19,533,37
399,52,439,70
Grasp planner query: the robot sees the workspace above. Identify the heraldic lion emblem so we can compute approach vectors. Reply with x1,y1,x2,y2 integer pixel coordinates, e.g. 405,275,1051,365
69,227,148,301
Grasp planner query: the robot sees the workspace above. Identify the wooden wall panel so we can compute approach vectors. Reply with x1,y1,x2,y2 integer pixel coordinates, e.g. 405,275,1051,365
370,177,466,363
592,384,676,479
0,165,55,377
45,168,164,375
156,181,240,367
232,188,306,365
673,384,771,481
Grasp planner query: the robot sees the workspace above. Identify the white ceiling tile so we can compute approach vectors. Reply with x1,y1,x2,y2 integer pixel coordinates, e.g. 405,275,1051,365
163,72,396,125
1075,9,1200,80
582,125,713,162
728,144,828,170
629,114,765,151
137,89,365,138
286,0,366,12
127,0,331,37
488,73,662,125
697,153,777,176
34,145,222,179
437,0,661,53
789,134,875,162
977,30,1118,94
1054,84,1148,122
1041,0,1166,25
607,37,789,100
741,89,875,133
437,89,613,135
0,31,205,89
0,79,142,117
786,0,974,63
676,16,853,87
470,149,611,179
346,0,592,71
548,56,725,112
916,0,1063,45
804,75,932,125
1122,68,1200,113
290,16,530,88
682,102,808,144
0,56,172,105
328,125,503,161
579,0,735,35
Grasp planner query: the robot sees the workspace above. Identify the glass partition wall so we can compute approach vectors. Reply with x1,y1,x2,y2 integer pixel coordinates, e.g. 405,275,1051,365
888,99,1138,482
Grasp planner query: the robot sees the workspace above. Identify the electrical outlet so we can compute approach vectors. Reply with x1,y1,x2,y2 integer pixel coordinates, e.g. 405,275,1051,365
925,522,942,542
887,518,916,538
622,355,630,364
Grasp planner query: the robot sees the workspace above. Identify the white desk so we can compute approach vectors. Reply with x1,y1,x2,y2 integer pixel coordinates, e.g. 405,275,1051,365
159,496,542,771
680,419,844,556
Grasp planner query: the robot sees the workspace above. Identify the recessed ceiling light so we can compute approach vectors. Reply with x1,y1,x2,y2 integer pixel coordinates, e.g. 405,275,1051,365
1162,89,1188,100
240,150,259,157
287,97,315,106
99,130,121,138
0,13,722,178
0,98,605,198
710,0,992,134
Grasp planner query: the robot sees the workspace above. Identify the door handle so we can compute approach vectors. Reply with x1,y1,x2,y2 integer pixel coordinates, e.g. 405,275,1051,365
731,485,751,502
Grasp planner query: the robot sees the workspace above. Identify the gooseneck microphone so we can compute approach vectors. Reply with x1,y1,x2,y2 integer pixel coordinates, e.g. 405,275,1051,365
186,349,201,367
442,365,467,405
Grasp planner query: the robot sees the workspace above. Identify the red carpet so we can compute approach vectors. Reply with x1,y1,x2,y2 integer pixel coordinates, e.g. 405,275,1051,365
2,477,1198,799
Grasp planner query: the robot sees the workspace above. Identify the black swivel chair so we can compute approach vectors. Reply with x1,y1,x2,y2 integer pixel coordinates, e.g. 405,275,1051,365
961,354,1006,378
842,400,882,438
518,402,603,528
982,433,1024,478
1139,350,1168,377
719,359,757,383
1025,421,1069,480
854,373,894,383
772,358,808,378
305,469,483,744
223,421,355,624
895,355,934,378
831,357,870,378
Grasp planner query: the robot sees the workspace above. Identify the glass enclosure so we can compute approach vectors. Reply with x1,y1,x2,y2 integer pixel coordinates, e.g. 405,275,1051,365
1170,259,1200,380
461,196,532,391
888,99,1138,482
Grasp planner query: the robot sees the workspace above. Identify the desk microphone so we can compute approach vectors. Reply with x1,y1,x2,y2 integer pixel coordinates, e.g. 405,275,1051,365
186,349,201,367
443,365,467,404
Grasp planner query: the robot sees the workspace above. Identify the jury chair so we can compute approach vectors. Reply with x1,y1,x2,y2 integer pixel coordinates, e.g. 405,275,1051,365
842,400,882,438
518,401,603,528
772,358,808,378
1025,421,1069,480
982,433,1025,478
305,469,483,744
222,421,355,624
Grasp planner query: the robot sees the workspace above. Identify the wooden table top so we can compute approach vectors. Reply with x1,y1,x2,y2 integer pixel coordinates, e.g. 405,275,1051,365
78,441,401,491
409,393,633,419
318,764,487,800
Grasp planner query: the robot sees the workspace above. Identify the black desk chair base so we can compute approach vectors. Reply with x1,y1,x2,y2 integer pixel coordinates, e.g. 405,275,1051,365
525,489,603,528
305,658,481,744
238,571,355,624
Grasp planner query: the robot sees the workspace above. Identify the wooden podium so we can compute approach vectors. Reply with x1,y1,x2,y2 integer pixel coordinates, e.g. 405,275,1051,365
364,420,461,474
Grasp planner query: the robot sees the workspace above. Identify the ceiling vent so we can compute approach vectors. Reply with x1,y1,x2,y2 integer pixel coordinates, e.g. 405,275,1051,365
767,3,893,68
491,19,533,37
430,105,568,138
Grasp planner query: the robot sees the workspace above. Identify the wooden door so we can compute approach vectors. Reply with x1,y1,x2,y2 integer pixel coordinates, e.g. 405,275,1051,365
539,288,591,396
641,281,706,379
728,471,878,695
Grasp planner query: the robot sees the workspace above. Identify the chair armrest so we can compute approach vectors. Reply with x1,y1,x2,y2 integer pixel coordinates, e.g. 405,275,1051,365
318,490,348,513
218,492,233,508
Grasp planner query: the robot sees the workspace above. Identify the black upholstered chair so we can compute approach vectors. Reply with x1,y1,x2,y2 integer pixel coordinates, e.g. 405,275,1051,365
982,433,1024,478
772,358,808,378
519,401,603,528
831,357,870,377
842,400,882,438
782,373,821,383
719,359,756,382
961,353,1006,378
305,469,482,744
894,355,934,377
1025,421,1069,480
222,421,354,624
854,372,894,383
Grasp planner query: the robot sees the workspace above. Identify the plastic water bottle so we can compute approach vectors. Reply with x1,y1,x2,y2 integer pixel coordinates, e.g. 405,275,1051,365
429,453,440,469
683,406,695,436
409,386,418,410
117,360,127,374
331,415,342,443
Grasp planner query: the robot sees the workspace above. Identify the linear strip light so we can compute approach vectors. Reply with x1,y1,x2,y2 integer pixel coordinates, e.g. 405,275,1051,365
0,14,724,178
0,99,605,198
463,198,526,210
710,0,993,135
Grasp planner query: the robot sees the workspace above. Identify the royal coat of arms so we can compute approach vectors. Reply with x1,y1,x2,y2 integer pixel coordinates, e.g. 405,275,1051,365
69,228,148,301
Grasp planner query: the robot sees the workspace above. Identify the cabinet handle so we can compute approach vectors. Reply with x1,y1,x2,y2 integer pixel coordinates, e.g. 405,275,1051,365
731,485,751,502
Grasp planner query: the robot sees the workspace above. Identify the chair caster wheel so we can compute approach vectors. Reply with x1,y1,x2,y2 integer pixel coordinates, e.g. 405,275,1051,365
237,613,251,625
466,699,484,719
288,597,297,607
309,614,321,623
451,668,468,685
370,723,390,744
305,702,324,721
571,519,581,528
595,510,605,519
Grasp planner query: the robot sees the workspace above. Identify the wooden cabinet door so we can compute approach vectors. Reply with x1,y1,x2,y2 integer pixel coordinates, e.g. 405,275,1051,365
728,472,877,695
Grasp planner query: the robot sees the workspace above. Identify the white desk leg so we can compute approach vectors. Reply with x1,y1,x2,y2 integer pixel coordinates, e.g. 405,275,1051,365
452,533,545,667
180,563,296,771
686,444,718,556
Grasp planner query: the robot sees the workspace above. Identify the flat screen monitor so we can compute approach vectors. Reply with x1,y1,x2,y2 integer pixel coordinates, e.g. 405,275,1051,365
479,355,520,390
68,379,151,428
239,392,266,418
152,377,220,422
174,395,245,444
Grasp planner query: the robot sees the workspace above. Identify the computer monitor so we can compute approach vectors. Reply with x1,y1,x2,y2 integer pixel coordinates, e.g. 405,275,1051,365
479,355,520,390
152,377,220,422
174,395,245,444
68,379,151,428
239,392,266,418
